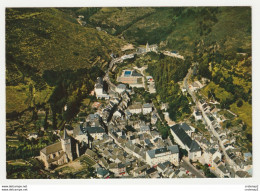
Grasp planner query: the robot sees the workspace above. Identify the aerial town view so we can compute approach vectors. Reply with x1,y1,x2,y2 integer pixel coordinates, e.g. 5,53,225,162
6,7,252,179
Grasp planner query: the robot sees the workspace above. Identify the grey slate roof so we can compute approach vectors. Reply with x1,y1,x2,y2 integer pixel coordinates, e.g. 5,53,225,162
209,148,217,155
143,103,152,108
95,84,103,89
157,163,167,171
117,84,127,89
118,163,126,168
218,164,229,174
96,77,103,85
97,168,109,177
140,125,150,132
86,126,105,134
146,167,157,174
235,170,249,178
132,70,142,77
155,147,168,155
147,145,179,159
168,145,179,153
213,156,221,165
130,135,136,140
144,139,152,145
95,77,103,89
162,161,171,167
179,123,192,131
73,124,84,136
195,110,202,116
189,141,201,152
171,124,200,152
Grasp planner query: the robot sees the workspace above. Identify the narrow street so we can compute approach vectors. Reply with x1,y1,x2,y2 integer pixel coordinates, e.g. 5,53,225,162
184,67,196,103
184,66,240,172
181,158,206,178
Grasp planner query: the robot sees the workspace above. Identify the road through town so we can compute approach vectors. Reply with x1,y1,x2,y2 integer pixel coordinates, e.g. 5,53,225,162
184,66,240,172
181,158,206,178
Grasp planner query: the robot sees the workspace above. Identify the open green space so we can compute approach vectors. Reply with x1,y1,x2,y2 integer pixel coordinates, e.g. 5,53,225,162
6,85,31,114
230,100,252,130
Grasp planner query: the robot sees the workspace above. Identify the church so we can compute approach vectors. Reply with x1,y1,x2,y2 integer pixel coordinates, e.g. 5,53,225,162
40,129,73,169
137,42,158,54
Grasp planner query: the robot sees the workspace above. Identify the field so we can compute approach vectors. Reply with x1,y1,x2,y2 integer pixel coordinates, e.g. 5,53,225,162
6,85,31,113
200,81,233,103
230,101,252,130
219,110,236,120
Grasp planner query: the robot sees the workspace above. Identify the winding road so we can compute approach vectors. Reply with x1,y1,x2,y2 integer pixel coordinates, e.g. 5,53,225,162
184,66,240,172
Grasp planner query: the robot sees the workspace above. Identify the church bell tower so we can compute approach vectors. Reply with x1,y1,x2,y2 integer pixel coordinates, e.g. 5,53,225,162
61,128,73,161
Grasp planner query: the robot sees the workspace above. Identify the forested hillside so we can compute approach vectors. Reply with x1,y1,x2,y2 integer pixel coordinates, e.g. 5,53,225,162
6,7,128,156
146,53,192,121
88,7,251,55
6,8,127,164
6,8,125,73
6,8,125,116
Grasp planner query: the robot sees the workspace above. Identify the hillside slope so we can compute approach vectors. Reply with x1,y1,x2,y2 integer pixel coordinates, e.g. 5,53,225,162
6,8,126,116
89,7,251,55
6,8,125,73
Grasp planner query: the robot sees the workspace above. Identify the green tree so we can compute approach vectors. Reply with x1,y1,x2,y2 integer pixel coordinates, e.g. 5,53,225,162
237,100,243,107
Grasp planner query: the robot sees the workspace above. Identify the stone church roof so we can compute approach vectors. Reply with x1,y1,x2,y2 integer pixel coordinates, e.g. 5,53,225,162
47,151,66,163
63,128,70,140
40,142,62,155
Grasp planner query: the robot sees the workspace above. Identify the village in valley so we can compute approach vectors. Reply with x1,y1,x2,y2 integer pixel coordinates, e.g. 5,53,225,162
37,42,252,179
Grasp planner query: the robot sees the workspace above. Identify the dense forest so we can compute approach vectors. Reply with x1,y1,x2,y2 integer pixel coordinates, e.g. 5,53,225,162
146,53,192,121
6,8,125,127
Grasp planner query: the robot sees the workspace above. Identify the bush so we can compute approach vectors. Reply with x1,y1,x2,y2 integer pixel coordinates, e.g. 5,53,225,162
237,100,243,107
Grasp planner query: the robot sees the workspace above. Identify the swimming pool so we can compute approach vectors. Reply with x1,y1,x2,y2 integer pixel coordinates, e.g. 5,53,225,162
124,70,132,77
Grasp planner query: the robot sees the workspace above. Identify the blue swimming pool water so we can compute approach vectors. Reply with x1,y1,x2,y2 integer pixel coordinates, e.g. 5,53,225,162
124,71,131,77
